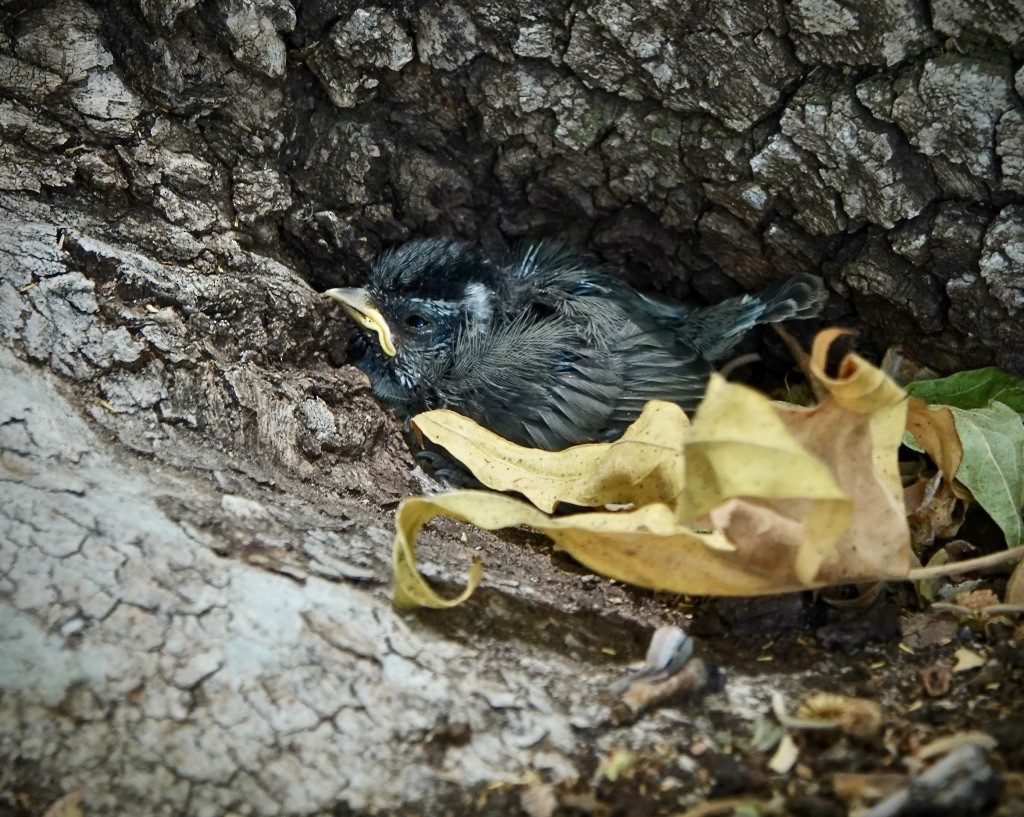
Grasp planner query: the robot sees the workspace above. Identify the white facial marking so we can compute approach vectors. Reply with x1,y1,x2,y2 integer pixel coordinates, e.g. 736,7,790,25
463,282,493,324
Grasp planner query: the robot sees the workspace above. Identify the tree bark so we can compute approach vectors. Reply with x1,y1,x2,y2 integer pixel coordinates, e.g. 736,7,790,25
1,0,1022,814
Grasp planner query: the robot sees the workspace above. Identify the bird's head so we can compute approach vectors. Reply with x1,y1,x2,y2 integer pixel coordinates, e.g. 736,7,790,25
325,239,501,391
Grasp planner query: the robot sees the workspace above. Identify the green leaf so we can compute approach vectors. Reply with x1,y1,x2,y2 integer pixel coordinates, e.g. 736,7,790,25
950,401,1024,546
907,367,1024,414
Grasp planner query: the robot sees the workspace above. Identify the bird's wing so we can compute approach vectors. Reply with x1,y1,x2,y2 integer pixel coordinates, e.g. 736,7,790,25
558,286,711,422
437,242,716,447
606,320,712,423
440,313,625,451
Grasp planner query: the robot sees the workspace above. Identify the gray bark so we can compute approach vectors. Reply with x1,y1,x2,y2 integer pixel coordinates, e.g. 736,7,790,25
1,0,1022,814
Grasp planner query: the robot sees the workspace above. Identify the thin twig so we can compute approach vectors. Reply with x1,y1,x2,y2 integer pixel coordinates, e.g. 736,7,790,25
908,544,1024,580
719,352,761,379
930,602,1024,617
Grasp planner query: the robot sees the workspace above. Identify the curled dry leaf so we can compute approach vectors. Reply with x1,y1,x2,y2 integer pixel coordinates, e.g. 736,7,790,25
393,492,758,607
905,399,964,493
681,366,851,587
794,692,884,740
393,495,485,609
776,328,911,585
395,329,914,608
1007,558,1024,605
920,664,952,697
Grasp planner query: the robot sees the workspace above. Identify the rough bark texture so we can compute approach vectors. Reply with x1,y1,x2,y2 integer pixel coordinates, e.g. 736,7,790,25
1,0,1023,815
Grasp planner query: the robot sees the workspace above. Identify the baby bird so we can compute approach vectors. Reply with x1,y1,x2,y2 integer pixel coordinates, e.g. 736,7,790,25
326,239,826,451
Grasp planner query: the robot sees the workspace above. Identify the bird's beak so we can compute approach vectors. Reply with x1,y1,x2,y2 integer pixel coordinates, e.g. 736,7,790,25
324,287,397,357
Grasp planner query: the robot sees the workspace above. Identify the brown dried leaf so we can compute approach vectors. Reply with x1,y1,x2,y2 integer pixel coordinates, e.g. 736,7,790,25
773,328,912,585
906,398,964,494
905,472,966,550
795,692,884,740
1006,557,1024,605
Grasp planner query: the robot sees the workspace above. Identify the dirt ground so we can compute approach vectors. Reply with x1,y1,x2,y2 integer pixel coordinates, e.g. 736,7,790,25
235,385,1024,817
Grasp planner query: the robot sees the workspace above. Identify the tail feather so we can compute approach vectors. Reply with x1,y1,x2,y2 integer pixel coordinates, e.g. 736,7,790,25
755,272,828,323
683,273,826,362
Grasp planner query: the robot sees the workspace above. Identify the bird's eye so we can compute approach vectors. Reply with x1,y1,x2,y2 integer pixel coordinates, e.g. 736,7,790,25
404,312,432,332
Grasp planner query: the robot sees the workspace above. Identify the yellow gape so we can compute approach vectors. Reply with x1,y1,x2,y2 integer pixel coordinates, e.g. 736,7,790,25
324,288,397,357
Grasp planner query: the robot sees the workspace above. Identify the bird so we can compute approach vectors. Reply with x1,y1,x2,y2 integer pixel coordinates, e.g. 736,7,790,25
325,238,826,451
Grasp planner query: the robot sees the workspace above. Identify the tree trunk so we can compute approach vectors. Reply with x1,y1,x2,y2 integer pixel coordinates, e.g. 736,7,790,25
1,0,1021,814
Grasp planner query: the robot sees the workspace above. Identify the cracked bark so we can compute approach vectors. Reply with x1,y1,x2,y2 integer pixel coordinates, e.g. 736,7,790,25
1,0,1022,814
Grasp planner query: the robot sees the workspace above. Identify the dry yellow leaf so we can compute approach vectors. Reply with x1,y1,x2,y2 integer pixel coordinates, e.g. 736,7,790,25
393,494,487,609
774,331,912,585
392,492,812,607
413,400,688,513
807,328,907,492
393,329,915,608
682,375,851,586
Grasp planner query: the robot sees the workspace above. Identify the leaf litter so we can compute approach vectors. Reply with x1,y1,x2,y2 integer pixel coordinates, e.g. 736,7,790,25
393,329,1024,610
391,329,1024,610
385,331,1024,817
